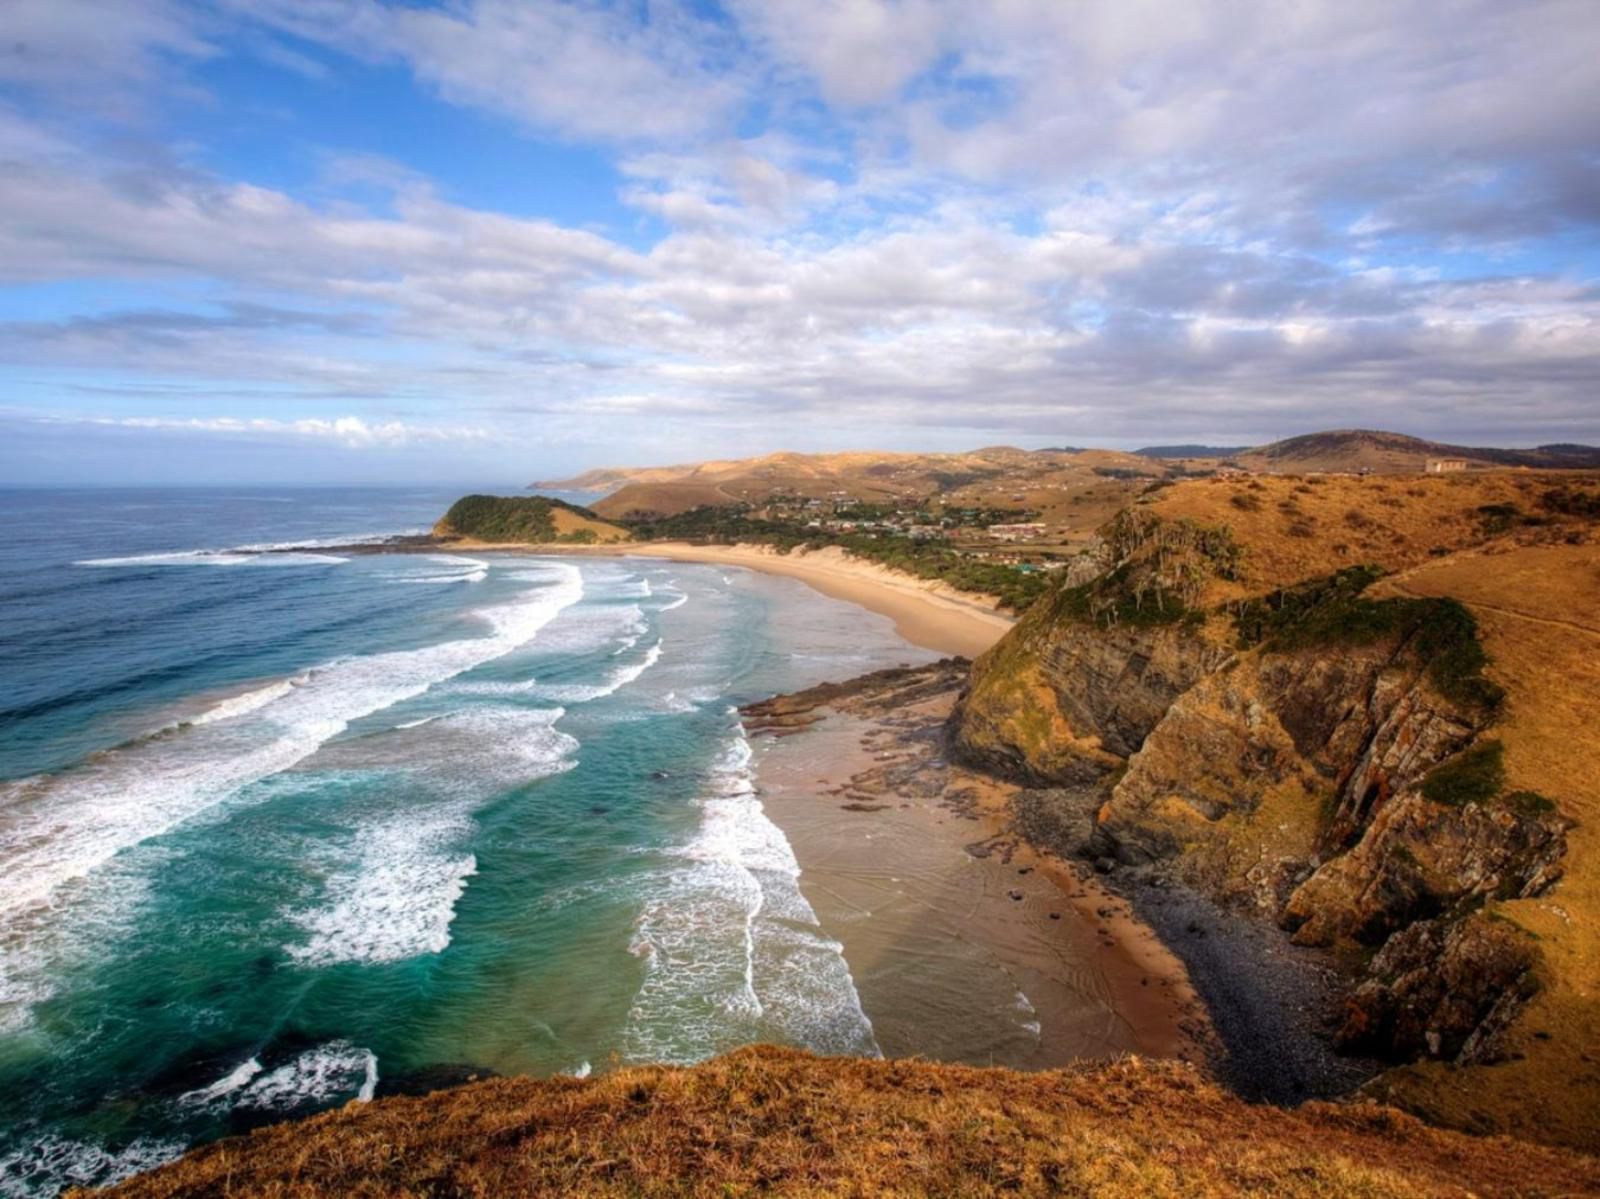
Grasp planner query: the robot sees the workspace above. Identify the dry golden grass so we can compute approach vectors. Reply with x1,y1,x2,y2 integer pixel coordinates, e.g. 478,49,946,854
549,506,632,542
1363,544,1600,1152
89,1047,1600,1198
1149,471,1593,601
592,480,744,519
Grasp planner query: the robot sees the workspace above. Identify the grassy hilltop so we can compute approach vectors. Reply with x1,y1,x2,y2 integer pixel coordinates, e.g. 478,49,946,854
433,494,631,545
953,466,1600,1151
90,1047,1599,1198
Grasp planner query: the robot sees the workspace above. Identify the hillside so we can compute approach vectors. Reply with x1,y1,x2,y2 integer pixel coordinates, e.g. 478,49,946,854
533,434,1600,523
537,446,1160,523
1234,430,1600,475
951,470,1600,1150
88,1047,1599,1198
433,494,631,545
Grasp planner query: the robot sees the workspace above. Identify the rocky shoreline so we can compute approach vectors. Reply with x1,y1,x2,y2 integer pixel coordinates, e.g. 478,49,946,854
741,659,1380,1103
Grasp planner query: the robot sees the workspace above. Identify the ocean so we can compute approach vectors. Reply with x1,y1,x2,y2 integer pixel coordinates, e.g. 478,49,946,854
0,487,936,1196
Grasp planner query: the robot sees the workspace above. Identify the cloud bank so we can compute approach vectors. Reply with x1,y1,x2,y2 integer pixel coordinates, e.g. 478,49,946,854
0,0,1596,479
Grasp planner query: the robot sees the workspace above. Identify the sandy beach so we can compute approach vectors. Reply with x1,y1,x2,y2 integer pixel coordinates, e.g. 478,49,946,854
436,536,1205,1067
442,539,1016,659
740,663,1210,1071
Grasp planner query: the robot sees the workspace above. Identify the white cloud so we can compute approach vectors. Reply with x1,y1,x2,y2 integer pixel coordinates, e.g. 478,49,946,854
233,0,743,143
0,0,1596,460
70,414,487,448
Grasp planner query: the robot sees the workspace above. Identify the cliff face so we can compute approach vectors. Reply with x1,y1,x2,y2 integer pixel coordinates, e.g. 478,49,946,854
949,533,1579,1126
953,618,1223,783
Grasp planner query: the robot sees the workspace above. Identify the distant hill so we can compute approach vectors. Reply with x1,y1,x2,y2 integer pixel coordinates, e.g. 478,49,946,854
433,494,630,545
1136,444,1250,459
537,447,1159,522
1238,429,1600,474
530,432,1600,522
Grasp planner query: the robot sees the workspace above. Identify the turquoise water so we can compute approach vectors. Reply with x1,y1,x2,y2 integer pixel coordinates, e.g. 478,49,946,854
0,489,933,1196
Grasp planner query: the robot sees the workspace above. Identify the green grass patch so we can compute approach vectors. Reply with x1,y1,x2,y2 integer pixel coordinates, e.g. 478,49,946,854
439,494,611,544
1421,740,1506,807
1233,566,1503,711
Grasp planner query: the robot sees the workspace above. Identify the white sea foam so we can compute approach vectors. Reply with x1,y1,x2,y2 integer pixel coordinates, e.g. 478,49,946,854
76,550,254,567
75,550,345,568
658,590,688,612
178,1056,263,1106
533,639,663,704
1013,990,1042,1040
287,812,479,967
397,570,486,585
234,1041,379,1111
234,531,425,552
0,564,585,973
0,1133,186,1198
391,554,489,585
622,720,877,1064
287,707,575,965
566,1061,592,1079
191,676,309,726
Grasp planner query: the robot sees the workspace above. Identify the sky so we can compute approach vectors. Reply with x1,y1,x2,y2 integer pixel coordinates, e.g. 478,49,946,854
0,0,1597,484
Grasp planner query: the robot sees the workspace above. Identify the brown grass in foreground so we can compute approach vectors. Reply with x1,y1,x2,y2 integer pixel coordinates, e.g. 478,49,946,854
91,1047,1599,1198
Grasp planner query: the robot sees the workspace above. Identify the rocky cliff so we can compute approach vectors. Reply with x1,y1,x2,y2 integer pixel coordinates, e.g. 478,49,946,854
951,496,1595,1147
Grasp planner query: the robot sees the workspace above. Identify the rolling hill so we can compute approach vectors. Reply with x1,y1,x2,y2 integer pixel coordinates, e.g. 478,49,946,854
534,432,1600,523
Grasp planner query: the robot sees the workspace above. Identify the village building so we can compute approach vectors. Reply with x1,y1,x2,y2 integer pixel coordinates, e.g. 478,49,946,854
986,522,1048,541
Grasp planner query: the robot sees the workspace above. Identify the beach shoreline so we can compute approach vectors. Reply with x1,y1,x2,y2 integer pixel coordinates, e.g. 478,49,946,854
436,539,1016,659
739,662,1212,1073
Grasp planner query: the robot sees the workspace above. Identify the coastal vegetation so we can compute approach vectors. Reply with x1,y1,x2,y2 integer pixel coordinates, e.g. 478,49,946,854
1232,565,1503,711
434,494,630,544
92,1046,1600,1198
619,503,1054,612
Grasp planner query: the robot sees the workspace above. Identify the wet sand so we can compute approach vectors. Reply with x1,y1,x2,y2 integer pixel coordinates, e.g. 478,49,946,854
744,667,1210,1071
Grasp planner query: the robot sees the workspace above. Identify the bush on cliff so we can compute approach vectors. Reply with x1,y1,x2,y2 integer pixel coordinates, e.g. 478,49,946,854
1233,566,1504,713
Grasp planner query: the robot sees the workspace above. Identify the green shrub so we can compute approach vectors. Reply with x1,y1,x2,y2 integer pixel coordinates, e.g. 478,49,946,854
1474,503,1520,535
1421,740,1505,807
1233,566,1503,712
1502,790,1557,818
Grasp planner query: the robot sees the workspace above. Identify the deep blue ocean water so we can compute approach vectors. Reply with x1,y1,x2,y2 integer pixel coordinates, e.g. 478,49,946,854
0,488,932,1196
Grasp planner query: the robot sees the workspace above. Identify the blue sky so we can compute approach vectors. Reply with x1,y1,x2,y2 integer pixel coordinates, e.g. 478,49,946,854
1,0,1597,484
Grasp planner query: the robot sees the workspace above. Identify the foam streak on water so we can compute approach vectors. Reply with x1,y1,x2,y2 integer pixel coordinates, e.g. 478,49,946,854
0,564,584,1025
622,717,878,1064
286,811,479,966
